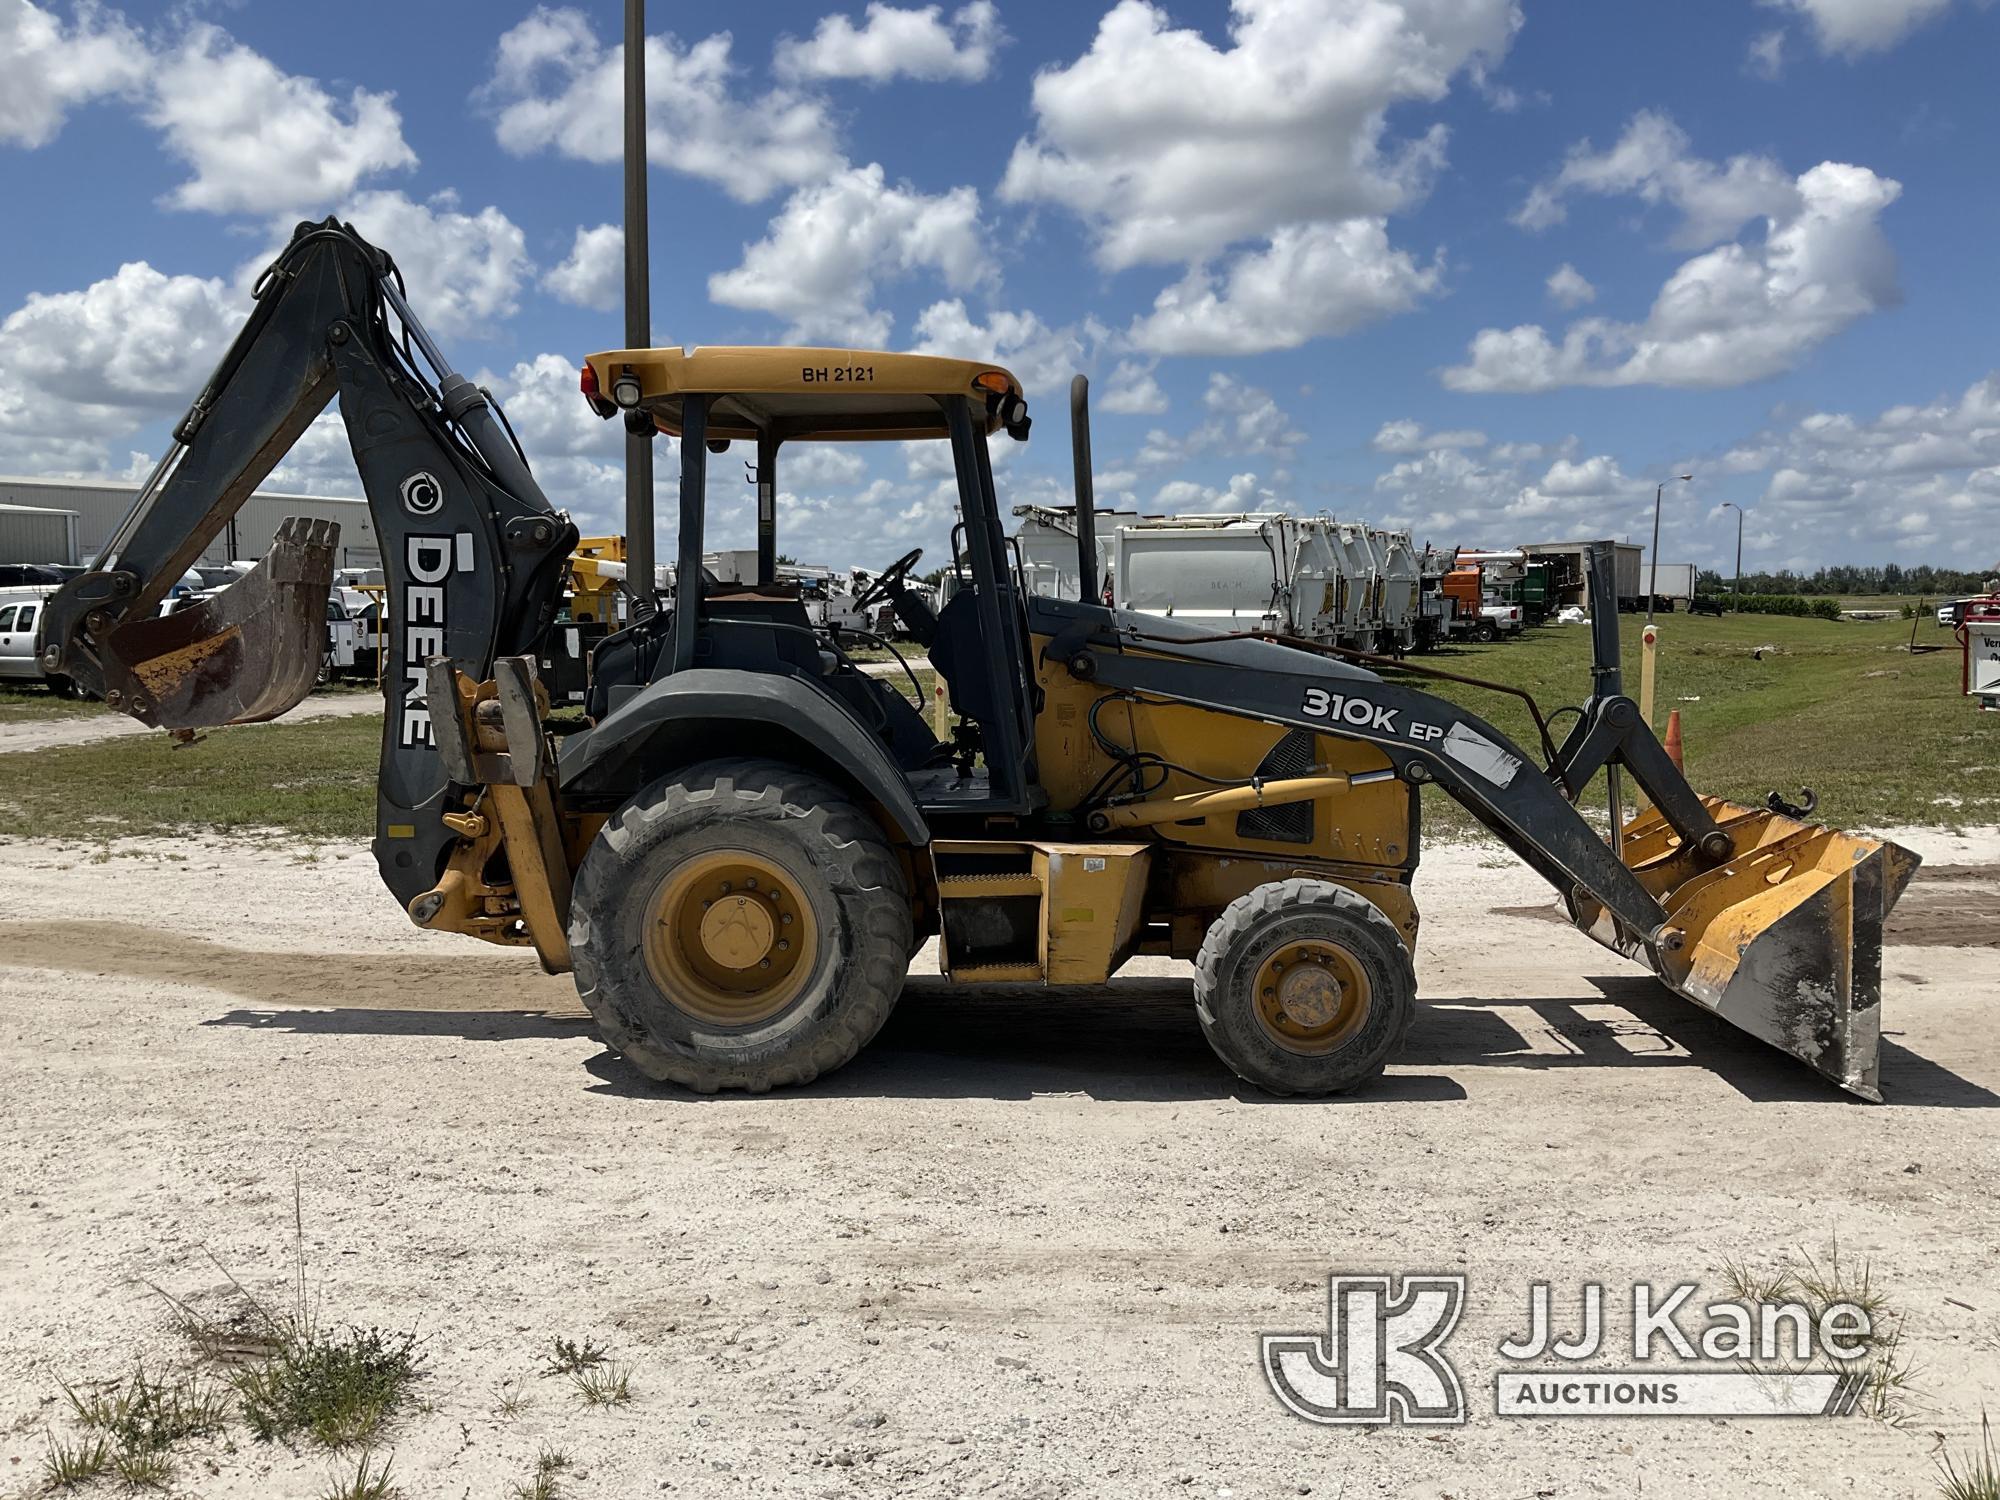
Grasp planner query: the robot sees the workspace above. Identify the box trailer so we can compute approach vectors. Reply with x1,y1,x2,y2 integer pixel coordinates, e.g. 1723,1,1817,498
0,502,81,565
1646,562,1699,610
1522,540,1642,611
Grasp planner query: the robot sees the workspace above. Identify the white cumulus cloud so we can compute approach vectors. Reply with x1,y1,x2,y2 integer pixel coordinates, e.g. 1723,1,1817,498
911,299,1101,398
708,164,990,345
775,2,1005,83
1129,220,1441,356
1450,120,1901,392
1545,262,1595,308
1099,360,1169,416
0,260,244,473
481,7,842,204
333,191,532,339
544,224,624,312
1763,0,1957,55
1001,0,1519,270
146,22,416,215
0,0,150,148
1371,419,1486,453
1511,111,1800,249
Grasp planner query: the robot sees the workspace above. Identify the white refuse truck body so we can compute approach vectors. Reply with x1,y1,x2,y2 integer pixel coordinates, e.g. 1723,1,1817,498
1012,505,1143,602
1371,528,1421,653
1294,518,1383,651
1113,513,1295,631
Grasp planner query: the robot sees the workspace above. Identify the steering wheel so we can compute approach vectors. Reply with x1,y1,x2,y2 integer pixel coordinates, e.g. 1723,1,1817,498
853,547,924,613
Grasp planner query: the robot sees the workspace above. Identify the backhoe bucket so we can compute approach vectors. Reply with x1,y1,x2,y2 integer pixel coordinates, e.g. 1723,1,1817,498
101,517,340,731
1574,798,1920,1101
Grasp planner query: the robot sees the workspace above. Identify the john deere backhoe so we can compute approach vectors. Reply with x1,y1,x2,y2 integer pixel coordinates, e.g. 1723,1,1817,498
40,213,1918,1101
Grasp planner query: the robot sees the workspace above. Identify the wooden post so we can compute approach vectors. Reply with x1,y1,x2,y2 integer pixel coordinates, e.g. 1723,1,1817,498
1639,622,1659,727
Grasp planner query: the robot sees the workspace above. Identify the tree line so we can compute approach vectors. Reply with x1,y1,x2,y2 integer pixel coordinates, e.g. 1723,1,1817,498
1695,562,1998,597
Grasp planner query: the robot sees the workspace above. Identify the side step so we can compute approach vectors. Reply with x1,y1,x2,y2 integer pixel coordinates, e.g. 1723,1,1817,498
931,840,1152,985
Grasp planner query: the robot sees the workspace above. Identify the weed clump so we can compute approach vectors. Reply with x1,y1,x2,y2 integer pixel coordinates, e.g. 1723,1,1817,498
233,1321,425,1449
1937,1413,1999,1500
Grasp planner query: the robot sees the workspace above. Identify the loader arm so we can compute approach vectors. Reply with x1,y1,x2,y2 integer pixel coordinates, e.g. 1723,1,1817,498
40,218,579,909
1039,549,1917,1101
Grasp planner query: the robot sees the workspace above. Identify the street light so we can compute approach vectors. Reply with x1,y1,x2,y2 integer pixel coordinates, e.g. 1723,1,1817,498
1722,501,1746,604
1648,473,1694,624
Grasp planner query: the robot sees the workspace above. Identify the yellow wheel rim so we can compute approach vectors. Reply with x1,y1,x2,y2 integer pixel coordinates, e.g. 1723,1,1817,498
641,849,818,1026
1252,938,1371,1055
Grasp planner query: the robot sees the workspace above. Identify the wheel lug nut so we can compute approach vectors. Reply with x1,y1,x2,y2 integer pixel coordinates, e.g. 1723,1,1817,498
781,913,793,926
746,877,757,889
759,959,771,970
777,939,789,952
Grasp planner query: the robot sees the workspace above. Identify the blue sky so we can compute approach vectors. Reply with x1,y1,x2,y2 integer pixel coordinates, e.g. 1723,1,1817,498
3,0,1997,576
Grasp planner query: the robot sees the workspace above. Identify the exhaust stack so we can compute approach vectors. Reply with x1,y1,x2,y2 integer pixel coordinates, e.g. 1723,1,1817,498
1070,374,1098,605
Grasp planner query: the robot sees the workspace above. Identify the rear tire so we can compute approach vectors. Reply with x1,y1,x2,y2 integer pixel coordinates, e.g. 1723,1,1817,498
1474,621,1497,642
1193,879,1416,1096
569,758,911,1093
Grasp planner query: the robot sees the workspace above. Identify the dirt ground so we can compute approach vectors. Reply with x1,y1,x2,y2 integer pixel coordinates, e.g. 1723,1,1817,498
2,827,1996,1499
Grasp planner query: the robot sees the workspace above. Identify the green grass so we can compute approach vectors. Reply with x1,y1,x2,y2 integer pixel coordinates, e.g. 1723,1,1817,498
1938,1414,2000,1500
233,1321,426,1449
0,712,380,842
0,682,105,721
3,614,1985,849
61,1365,231,1454
1717,1238,1918,1425
318,1451,400,1500
509,1447,573,1500
1393,610,1993,837
567,1363,632,1407
40,1432,110,1489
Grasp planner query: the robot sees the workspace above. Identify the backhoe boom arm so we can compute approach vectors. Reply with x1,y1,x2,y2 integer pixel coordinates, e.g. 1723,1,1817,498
41,219,578,907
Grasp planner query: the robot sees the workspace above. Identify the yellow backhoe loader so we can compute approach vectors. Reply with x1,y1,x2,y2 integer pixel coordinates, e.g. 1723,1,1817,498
39,216,1917,1100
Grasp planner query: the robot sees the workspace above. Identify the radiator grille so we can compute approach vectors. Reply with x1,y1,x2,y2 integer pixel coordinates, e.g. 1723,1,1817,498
1236,728,1316,844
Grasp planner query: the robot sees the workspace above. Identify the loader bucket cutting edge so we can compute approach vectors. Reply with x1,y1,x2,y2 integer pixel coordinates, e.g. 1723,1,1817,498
101,516,341,731
1574,797,1920,1101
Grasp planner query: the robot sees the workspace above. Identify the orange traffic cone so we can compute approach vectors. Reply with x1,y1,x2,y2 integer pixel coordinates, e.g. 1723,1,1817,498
1664,708,1685,771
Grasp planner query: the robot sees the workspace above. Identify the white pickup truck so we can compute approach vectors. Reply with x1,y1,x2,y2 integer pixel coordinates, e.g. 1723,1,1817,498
1474,598,1524,641
0,585,87,696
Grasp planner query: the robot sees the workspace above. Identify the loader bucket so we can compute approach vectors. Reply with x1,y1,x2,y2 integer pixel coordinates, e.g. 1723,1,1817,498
1573,797,1920,1101
101,516,341,731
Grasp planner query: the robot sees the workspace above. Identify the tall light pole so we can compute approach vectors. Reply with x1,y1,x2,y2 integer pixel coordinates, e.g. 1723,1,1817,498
1647,473,1694,624
1722,501,1745,605
622,0,654,619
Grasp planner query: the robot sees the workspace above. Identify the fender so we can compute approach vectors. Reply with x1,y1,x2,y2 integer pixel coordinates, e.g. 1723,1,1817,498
557,667,929,846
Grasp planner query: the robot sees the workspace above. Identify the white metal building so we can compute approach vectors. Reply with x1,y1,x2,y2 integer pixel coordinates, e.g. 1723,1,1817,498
0,475,376,570
0,502,82,564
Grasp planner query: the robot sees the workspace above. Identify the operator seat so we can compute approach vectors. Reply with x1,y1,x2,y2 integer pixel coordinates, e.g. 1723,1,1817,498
926,589,999,726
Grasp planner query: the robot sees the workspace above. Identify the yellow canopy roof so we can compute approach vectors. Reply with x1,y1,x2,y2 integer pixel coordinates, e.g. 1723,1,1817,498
581,346,1024,443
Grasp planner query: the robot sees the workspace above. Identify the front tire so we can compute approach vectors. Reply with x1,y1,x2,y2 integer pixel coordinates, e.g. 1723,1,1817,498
569,758,911,1093
1193,879,1416,1096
